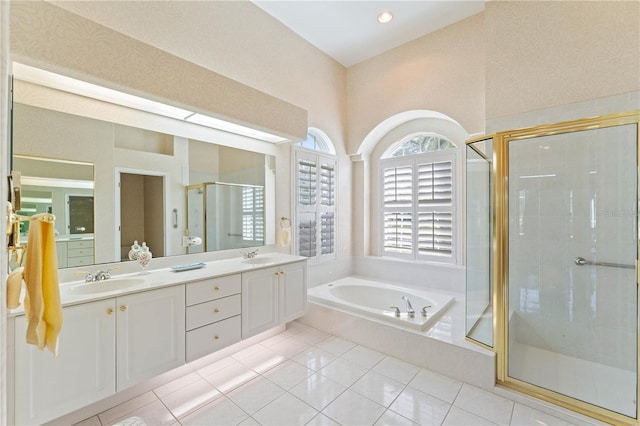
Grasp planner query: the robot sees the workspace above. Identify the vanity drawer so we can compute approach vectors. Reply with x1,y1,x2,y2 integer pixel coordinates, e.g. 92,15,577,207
186,294,241,331
186,315,241,362
186,274,241,306
68,248,93,258
67,256,94,267
68,240,94,250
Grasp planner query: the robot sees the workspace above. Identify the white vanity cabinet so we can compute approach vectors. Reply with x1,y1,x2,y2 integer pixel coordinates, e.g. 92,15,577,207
185,274,242,362
14,299,116,426
241,261,307,338
14,285,184,424
116,285,185,390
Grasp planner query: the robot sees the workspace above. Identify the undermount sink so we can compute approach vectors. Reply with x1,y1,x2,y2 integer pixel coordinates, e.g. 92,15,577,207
62,278,146,295
241,256,276,265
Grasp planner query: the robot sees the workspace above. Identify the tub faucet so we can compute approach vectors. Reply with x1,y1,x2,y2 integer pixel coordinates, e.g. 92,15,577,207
402,296,415,318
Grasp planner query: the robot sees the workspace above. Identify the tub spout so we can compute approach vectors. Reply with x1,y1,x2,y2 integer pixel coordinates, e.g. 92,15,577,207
402,296,415,318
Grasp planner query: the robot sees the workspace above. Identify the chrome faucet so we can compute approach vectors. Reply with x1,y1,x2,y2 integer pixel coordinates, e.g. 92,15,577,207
243,249,259,259
402,296,415,318
83,268,115,282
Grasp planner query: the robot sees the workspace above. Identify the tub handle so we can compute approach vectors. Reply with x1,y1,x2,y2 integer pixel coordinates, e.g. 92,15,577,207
421,305,432,317
390,306,401,317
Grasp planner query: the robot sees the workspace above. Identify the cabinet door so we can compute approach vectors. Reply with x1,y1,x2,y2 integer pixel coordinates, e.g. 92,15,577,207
116,285,185,390
242,266,279,338
279,261,307,323
14,299,116,425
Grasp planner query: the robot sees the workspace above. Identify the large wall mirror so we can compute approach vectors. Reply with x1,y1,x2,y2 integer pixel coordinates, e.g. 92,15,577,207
11,69,276,269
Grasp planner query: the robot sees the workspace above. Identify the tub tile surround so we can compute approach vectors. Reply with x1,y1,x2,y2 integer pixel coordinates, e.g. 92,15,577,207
70,322,606,426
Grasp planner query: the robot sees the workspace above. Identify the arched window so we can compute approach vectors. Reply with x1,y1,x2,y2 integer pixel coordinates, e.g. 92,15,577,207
380,132,457,263
293,128,336,262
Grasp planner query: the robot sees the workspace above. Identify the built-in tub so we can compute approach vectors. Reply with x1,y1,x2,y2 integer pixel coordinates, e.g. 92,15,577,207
307,277,455,331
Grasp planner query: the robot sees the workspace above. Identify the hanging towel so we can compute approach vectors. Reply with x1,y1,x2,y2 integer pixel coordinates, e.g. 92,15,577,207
280,227,291,247
6,266,24,309
23,220,63,356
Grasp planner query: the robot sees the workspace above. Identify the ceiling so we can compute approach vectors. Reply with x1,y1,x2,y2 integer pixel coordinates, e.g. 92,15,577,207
252,1,486,67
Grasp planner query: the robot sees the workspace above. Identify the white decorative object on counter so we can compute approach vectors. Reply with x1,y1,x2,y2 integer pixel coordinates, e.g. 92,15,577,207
137,242,152,274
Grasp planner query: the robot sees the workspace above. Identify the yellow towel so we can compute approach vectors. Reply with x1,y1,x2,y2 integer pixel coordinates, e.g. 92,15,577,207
6,266,24,309
279,228,291,247
23,220,63,356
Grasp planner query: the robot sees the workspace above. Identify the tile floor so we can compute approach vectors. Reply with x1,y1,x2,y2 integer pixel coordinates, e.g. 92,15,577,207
75,322,586,426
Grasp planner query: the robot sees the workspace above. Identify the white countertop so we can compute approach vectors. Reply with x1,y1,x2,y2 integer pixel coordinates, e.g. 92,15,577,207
9,252,306,316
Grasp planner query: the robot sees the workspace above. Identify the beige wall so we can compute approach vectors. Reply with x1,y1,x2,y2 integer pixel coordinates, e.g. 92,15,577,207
486,0,640,120
347,13,486,154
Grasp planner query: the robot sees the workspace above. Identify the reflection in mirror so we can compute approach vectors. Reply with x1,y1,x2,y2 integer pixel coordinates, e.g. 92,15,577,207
13,155,95,268
186,183,264,253
12,77,276,268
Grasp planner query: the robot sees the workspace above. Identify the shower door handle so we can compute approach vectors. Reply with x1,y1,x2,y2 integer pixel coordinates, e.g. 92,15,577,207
574,256,635,269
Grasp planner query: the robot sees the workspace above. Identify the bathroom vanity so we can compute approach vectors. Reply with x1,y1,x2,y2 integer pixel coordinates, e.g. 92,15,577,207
8,253,307,425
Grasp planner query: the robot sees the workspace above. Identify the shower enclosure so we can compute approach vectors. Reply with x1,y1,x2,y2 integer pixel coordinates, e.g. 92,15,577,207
186,182,265,253
465,111,639,425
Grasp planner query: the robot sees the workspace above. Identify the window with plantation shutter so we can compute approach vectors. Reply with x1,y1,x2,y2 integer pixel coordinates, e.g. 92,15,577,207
294,132,336,263
380,133,457,263
242,186,264,243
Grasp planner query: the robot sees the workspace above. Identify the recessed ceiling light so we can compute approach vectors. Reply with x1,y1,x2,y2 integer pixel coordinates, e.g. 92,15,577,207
377,11,393,23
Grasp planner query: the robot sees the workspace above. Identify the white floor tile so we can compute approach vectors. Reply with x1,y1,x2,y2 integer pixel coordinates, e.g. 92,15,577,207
294,328,331,345
314,336,357,355
290,373,347,411
322,389,386,426
374,409,419,426
226,376,285,415
196,356,238,378
157,378,222,419
388,387,451,425
252,392,318,426
236,347,287,374
341,345,385,369
179,396,249,426
154,372,202,398
510,403,576,426
408,369,463,403
293,347,337,371
318,357,369,387
98,392,158,425
202,359,258,393
103,400,176,426
453,384,514,425
263,359,315,390
232,343,269,362
351,371,406,407
372,356,420,384
305,412,341,426
442,407,498,425
237,416,260,425
268,336,312,358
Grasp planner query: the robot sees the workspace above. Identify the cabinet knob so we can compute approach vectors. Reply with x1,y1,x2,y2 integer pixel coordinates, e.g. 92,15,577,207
274,271,280,276
214,308,220,314
107,308,114,315
214,335,220,341
214,286,220,291
120,305,128,312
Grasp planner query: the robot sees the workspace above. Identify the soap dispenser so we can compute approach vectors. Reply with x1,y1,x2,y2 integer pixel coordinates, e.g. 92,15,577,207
137,242,152,274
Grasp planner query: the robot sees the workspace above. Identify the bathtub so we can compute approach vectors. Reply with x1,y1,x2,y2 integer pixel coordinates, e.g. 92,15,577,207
307,277,455,331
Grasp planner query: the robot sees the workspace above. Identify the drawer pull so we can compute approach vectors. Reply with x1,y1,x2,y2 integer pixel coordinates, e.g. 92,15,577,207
214,308,220,314
120,305,128,312
214,335,220,341
214,286,220,291
107,308,114,315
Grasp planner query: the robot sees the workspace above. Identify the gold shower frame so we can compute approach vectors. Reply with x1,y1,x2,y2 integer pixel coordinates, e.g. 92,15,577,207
466,110,640,426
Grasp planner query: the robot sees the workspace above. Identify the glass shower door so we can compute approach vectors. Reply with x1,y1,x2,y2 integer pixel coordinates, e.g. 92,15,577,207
507,123,638,418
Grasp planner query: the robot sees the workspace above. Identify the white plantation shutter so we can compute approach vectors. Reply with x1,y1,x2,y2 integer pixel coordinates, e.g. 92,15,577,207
418,161,452,204
242,187,264,243
295,148,336,262
380,145,456,263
